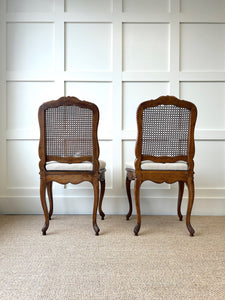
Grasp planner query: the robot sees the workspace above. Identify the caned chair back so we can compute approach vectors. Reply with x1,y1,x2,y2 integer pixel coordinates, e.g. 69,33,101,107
38,96,100,169
135,95,197,169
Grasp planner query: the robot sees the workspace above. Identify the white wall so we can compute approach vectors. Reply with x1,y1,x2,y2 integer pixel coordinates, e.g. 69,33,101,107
0,0,225,216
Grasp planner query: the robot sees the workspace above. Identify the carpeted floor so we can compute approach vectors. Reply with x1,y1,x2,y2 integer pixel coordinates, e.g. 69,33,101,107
0,215,225,299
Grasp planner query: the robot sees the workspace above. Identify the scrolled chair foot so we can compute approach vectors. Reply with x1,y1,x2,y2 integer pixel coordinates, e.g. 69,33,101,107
42,223,49,235
93,224,100,236
126,208,132,220
100,211,105,220
134,223,140,236
187,224,195,236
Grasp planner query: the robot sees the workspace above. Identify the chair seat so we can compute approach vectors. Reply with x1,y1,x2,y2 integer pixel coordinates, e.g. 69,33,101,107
46,160,106,171
125,160,188,171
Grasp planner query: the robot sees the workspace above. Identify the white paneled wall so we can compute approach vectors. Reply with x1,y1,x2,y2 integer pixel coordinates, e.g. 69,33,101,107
0,0,225,215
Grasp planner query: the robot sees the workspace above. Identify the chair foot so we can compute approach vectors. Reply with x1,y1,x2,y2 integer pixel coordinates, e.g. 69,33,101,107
187,224,195,236
93,224,100,236
100,211,105,220
126,214,130,221
42,223,49,235
134,223,140,236
179,215,183,221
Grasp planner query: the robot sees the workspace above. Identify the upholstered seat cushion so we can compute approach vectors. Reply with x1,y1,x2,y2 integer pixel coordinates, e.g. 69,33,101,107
125,160,188,171
46,160,106,171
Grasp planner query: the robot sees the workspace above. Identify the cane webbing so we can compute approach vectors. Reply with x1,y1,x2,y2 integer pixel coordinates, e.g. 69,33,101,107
142,105,190,157
45,105,93,157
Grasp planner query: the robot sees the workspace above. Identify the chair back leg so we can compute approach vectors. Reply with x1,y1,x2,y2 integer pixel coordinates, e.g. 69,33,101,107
186,178,195,236
47,181,53,220
99,179,105,220
177,181,184,221
126,176,133,220
134,179,142,236
40,179,49,235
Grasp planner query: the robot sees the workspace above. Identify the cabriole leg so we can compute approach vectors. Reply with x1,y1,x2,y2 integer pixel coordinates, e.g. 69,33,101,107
177,181,184,221
40,179,49,235
92,179,100,236
99,179,105,220
47,181,53,220
126,175,133,220
186,178,195,236
134,179,141,236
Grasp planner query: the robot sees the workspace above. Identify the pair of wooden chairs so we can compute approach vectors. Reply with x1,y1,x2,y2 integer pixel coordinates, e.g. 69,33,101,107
38,96,197,236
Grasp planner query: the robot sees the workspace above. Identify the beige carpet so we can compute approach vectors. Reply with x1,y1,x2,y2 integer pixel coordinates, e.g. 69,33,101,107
0,215,225,300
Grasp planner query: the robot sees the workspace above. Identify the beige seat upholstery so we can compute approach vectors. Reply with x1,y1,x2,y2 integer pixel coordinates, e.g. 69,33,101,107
46,160,106,171
125,160,188,171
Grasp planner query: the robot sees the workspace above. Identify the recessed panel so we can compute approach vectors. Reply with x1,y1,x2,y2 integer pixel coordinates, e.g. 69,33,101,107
123,23,169,71
123,82,169,130
180,82,225,130
180,24,225,71
65,81,112,136
65,23,112,71
123,140,136,165
7,0,54,12
195,141,225,188
7,82,57,133
123,0,169,13
7,23,54,71
7,141,39,188
99,141,112,188
180,0,225,15
65,0,111,13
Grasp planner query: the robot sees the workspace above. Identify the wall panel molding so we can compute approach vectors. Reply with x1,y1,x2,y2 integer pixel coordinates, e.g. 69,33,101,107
0,0,225,215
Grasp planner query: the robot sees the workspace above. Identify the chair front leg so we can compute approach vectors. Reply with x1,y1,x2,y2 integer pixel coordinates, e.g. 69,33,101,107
98,179,105,220
177,181,184,221
40,179,49,235
92,178,100,236
134,179,142,236
126,175,133,220
47,181,53,220
186,177,195,236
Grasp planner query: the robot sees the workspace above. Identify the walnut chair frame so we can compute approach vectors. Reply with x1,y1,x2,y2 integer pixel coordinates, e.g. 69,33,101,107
38,96,106,235
125,95,197,236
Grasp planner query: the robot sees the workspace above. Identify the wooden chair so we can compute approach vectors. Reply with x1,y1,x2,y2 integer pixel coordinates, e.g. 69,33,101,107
38,96,106,235
125,95,197,236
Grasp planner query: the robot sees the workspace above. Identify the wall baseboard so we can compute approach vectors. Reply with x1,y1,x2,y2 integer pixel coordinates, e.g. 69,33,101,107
0,196,225,216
